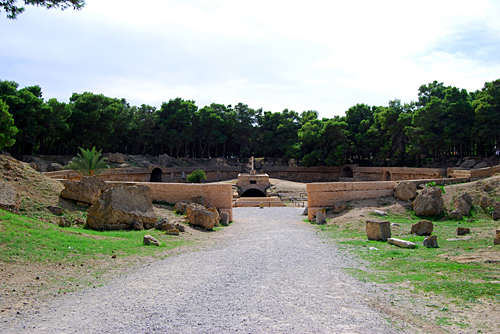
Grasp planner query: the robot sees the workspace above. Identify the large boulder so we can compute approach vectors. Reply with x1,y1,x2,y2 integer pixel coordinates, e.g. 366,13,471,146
174,202,188,214
60,177,108,205
0,181,20,213
186,203,217,230
104,153,125,163
86,185,157,230
413,187,444,217
394,181,417,202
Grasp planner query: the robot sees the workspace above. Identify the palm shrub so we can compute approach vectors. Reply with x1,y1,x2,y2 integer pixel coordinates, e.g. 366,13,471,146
66,147,109,176
186,169,206,183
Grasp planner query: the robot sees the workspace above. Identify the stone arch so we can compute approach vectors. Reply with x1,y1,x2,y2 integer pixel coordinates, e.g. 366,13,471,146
341,167,354,178
383,171,391,181
150,168,163,182
241,188,266,197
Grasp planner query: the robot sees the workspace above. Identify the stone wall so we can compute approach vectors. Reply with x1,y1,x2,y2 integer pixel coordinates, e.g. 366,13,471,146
352,167,446,181
447,165,500,180
261,166,341,182
306,181,398,221
107,181,233,222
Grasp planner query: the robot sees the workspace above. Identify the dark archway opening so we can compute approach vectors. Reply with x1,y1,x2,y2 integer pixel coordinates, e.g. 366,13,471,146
383,171,391,181
150,168,163,182
241,188,266,197
341,167,353,178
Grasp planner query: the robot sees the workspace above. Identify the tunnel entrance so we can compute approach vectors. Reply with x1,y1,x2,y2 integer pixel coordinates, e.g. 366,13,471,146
341,167,353,178
240,188,266,197
150,168,163,182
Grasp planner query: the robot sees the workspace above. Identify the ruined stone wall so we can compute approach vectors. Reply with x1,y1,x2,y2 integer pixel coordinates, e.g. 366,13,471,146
447,165,500,180
262,166,341,182
107,181,233,222
306,181,398,221
353,167,446,181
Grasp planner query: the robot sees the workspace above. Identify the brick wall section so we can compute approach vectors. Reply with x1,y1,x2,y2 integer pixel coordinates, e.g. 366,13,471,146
107,181,233,222
307,181,397,221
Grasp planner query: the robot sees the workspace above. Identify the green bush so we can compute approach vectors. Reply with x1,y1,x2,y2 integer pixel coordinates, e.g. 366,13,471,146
186,169,206,183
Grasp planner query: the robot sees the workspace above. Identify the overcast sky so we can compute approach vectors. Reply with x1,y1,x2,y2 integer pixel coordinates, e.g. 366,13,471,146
1,0,500,118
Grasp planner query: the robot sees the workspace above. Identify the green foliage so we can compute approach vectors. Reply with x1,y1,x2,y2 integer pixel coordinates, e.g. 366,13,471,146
1,77,500,165
426,181,446,193
1,0,85,19
186,169,206,183
66,147,109,177
0,98,18,150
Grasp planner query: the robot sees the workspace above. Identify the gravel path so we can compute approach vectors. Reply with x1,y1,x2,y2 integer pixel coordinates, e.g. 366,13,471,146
2,207,407,333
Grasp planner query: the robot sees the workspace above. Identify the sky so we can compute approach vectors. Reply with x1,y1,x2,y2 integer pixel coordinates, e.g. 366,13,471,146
1,0,500,118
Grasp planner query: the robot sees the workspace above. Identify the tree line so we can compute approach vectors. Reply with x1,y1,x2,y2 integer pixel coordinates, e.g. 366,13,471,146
0,78,499,167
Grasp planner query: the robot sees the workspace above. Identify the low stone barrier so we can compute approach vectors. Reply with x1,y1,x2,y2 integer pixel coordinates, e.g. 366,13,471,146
307,181,398,221
107,181,233,222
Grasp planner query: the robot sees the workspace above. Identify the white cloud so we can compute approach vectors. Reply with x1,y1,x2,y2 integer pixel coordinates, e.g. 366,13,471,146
1,0,499,117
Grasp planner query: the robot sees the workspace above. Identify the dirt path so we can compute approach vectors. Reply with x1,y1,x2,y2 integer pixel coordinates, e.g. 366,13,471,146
1,207,412,333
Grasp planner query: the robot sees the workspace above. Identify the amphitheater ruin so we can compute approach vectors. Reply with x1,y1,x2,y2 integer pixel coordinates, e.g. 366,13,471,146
43,157,500,223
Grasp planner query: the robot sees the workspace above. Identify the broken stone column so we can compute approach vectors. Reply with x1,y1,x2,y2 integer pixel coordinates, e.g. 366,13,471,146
423,235,439,248
388,238,416,248
316,208,326,225
365,220,391,241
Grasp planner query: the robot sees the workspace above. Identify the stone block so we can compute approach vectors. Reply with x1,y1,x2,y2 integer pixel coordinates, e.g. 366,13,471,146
316,208,326,225
366,220,391,241
411,220,434,236
457,227,470,235
423,235,439,248
388,238,416,248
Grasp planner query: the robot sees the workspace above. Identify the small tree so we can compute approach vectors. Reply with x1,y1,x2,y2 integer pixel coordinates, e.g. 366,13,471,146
186,169,206,183
66,147,109,176
0,99,18,151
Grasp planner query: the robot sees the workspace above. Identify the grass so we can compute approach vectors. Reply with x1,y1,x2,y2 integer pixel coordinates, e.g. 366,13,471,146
0,209,187,265
318,208,500,303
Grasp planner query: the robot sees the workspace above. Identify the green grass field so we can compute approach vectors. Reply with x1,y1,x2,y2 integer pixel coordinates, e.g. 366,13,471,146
318,209,500,303
0,209,186,265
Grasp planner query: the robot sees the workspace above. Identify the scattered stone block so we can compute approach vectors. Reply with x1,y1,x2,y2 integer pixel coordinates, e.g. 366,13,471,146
47,205,64,216
388,238,416,249
365,220,391,241
73,217,85,226
161,222,175,231
132,220,144,230
423,235,439,248
186,203,217,229
0,181,20,213
208,207,220,226
165,229,180,236
174,223,186,232
410,220,434,236
413,187,444,217
58,217,72,228
155,218,170,230
494,232,500,246
457,227,470,235
374,210,388,216
493,211,500,221
394,181,417,201
174,202,188,215
143,235,160,246
220,212,230,226
316,208,326,225
448,209,463,220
